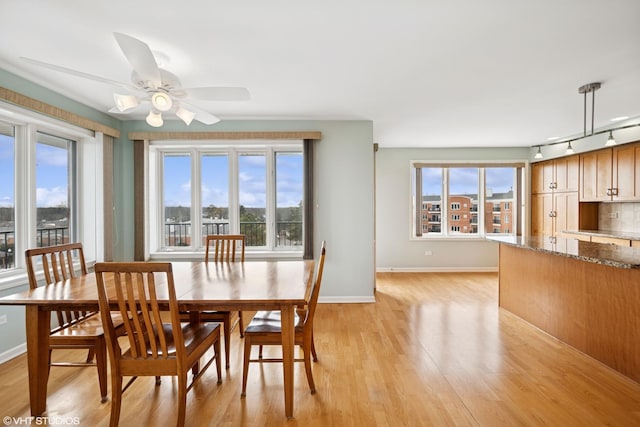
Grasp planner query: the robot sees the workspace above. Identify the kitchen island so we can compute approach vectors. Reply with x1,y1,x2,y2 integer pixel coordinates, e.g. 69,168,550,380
488,235,640,383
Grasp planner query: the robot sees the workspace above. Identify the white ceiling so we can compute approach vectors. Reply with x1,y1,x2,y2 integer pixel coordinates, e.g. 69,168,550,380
1,1,639,148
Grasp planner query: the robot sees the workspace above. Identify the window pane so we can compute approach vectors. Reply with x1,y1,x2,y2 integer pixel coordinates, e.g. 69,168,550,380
201,154,229,244
0,123,15,269
275,152,303,248
448,168,479,234
420,168,443,234
238,154,266,247
36,133,71,247
164,154,191,247
485,167,515,235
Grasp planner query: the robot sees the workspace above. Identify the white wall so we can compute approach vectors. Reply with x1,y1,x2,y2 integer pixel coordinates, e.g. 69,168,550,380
376,146,529,271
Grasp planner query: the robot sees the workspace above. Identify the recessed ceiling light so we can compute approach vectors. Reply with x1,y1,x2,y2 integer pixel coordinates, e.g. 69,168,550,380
610,116,629,122
547,136,560,141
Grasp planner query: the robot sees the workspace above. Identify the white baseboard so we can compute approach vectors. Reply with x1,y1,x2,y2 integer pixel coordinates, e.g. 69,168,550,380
376,266,498,273
318,296,376,304
0,343,26,364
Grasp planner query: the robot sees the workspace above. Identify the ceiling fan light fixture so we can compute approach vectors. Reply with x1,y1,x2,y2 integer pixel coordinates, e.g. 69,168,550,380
605,131,616,146
151,92,173,112
176,107,196,125
113,93,139,112
146,110,163,127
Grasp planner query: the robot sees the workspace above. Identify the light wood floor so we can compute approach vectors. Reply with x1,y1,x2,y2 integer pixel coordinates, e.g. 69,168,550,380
1,272,640,426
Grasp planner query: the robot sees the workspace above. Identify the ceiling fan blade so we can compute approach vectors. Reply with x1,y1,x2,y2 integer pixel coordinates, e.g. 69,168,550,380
113,32,162,86
179,87,251,101
20,57,137,91
180,102,221,125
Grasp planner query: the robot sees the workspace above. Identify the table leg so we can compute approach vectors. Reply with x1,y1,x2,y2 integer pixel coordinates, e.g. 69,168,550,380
26,306,50,416
280,304,295,419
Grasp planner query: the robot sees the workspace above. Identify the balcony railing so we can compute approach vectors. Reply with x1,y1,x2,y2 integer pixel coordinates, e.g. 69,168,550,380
165,221,303,248
1,227,70,270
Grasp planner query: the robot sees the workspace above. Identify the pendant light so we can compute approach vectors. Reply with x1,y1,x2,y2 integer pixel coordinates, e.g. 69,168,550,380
605,131,616,146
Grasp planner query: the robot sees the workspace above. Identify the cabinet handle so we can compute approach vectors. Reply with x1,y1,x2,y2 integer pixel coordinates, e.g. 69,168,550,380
612,188,619,196
606,188,612,196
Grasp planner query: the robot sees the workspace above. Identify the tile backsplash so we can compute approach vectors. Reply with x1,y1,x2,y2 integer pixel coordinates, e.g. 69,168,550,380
598,203,640,232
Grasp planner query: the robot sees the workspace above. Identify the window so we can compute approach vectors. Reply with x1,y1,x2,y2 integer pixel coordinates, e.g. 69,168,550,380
164,154,192,247
201,154,229,241
0,107,97,277
150,142,303,254
412,162,523,238
36,133,75,247
0,123,15,270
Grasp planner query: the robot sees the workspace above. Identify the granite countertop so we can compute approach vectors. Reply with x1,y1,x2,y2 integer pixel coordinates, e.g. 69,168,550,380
486,235,640,269
562,229,640,241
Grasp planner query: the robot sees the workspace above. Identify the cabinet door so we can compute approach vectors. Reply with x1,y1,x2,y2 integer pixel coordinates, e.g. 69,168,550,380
596,149,613,199
555,156,579,192
580,149,612,201
612,143,639,201
531,193,553,236
532,161,554,194
554,192,579,235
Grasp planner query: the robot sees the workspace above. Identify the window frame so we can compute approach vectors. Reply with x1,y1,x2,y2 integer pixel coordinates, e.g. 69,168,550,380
147,140,304,258
410,160,525,240
0,102,100,289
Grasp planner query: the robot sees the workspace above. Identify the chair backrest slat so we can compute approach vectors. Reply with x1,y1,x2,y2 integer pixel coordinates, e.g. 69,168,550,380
25,243,92,332
205,234,245,262
95,262,182,362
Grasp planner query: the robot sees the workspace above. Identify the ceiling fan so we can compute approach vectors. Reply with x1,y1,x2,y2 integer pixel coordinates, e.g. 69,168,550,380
21,32,250,127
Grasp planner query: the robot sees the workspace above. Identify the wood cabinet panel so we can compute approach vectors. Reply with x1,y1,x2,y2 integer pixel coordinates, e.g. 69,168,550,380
555,155,579,192
532,162,553,194
555,192,579,233
531,193,553,236
499,243,640,383
612,143,640,201
580,149,613,201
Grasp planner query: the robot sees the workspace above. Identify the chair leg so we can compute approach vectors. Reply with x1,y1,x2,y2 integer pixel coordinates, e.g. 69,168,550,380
95,340,108,403
258,345,264,360
109,375,123,427
214,336,222,384
311,331,318,362
238,311,244,338
177,372,188,427
303,334,316,394
241,336,252,397
86,348,95,363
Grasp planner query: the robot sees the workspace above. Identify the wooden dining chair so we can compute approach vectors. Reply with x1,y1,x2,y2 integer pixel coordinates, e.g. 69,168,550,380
25,242,114,403
181,234,245,369
241,241,326,396
95,262,222,427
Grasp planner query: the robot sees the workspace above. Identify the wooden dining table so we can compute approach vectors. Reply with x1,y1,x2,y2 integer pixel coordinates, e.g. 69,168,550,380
0,260,315,419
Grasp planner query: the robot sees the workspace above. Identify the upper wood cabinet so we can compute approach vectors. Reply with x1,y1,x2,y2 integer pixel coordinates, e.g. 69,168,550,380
580,142,640,201
612,143,640,201
532,156,579,194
